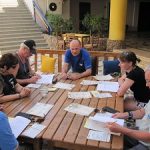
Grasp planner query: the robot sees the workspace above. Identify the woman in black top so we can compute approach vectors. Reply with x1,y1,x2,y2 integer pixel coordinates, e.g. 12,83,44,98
117,51,150,110
0,53,31,103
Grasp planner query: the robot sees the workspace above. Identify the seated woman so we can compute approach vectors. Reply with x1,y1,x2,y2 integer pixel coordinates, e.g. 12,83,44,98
0,105,18,149
117,51,150,110
0,53,31,103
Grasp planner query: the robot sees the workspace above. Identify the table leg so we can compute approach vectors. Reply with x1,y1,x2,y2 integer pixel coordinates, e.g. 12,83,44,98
33,139,42,150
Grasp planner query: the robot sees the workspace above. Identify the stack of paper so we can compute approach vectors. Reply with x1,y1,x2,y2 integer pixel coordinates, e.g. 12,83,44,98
64,103,95,116
80,80,100,85
85,115,124,136
68,92,92,99
87,130,110,142
94,112,113,118
9,116,31,138
36,74,55,84
91,91,112,98
22,123,46,138
96,81,119,92
26,84,41,89
93,75,114,81
53,82,75,90
26,102,54,117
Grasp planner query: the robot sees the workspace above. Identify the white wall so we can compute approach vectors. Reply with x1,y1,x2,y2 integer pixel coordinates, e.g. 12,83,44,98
23,0,34,17
36,0,47,15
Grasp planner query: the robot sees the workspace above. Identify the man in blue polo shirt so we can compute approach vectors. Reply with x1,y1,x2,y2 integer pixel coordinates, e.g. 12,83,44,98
0,107,18,150
62,40,92,80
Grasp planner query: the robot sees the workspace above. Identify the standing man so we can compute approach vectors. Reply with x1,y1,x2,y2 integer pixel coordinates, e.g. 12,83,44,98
16,40,40,86
62,40,92,80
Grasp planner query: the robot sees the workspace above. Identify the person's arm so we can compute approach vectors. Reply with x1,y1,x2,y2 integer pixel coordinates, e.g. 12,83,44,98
112,108,145,120
15,83,31,96
61,50,70,79
0,112,18,150
67,68,91,80
16,75,39,85
118,74,126,86
61,63,69,80
0,93,21,103
117,78,134,96
107,123,150,143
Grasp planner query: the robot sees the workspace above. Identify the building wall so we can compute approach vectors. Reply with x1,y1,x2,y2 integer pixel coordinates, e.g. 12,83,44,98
36,0,47,15
70,0,106,31
26,0,150,32
126,0,150,31
62,0,70,20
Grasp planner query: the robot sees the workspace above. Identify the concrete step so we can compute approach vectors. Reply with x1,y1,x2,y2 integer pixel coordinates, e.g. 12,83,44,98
0,31,43,38
0,25,39,30
0,16,33,21
0,13,32,17
0,19,35,24
0,39,47,46
1,6,27,10
0,43,49,51
0,35,44,42
0,28,41,34
0,17,33,23
0,11,31,16
3,9,29,14
0,22,35,27
3,7,28,11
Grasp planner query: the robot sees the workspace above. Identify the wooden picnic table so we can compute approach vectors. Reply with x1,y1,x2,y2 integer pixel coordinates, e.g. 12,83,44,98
4,75,124,150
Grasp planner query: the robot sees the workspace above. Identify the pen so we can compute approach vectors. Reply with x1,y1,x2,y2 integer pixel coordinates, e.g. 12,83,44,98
110,121,117,125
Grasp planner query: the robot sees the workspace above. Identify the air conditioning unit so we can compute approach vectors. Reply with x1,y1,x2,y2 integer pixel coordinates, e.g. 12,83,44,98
47,0,63,14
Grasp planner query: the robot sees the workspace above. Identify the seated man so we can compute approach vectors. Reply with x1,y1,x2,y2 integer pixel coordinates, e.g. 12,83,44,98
62,40,92,80
16,40,40,86
0,105,18,150
107,66,150,150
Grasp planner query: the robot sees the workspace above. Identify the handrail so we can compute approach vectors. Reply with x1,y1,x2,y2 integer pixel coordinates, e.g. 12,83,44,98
32,0,52,34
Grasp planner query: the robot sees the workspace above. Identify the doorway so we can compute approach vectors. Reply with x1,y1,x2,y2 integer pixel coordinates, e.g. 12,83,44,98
79,2,91,31
138,2,150,32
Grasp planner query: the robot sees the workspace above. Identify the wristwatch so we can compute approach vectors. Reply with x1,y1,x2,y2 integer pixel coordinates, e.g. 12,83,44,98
128,111,133,119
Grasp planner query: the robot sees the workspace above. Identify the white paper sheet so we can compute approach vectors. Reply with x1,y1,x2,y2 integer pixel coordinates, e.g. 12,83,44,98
91,116,124,127
68,92,92,99
94,112,113,118
9,116,31,138
26,103,53,117
64,103,95,116
53,82,75,90
26,84,41,89
96,81,119,92
93,75,114,81
85,116,124,136
22,123,46,138
91,91,112,98
36,74,55,84
87,130,111,142
80,80,100,85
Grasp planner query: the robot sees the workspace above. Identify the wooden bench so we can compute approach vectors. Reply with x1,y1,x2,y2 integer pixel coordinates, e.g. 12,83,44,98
34,49,120,73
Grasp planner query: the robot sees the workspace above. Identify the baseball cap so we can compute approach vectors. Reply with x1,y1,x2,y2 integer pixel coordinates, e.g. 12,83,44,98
23,40,36,54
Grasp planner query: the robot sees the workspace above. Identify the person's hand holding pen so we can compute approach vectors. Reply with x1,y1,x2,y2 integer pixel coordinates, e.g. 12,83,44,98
106,121,123,133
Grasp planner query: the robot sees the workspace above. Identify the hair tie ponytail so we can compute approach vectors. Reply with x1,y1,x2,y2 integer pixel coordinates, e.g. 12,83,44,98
136,57,141,63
